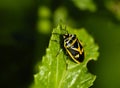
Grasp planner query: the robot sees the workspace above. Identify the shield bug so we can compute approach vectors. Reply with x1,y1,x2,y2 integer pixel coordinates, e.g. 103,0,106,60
63,33,84,64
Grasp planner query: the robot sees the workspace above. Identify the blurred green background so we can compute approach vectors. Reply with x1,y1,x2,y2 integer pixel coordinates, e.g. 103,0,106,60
0,0,120,88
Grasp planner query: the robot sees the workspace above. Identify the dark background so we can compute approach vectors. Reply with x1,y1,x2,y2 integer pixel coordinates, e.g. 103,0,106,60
0,0,120,88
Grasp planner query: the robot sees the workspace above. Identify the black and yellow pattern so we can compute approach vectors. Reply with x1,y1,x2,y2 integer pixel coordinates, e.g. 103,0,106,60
63,34,84,64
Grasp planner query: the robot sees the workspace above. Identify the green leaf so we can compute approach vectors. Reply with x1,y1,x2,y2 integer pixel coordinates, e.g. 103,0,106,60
105,0,120,20
72,0,97,12
33,24,99,88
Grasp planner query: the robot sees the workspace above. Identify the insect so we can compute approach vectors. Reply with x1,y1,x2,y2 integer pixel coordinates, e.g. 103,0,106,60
63,33,84,64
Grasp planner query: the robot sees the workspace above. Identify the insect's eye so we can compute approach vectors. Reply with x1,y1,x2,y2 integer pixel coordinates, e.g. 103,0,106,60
63,34,69,39
69,34,72,37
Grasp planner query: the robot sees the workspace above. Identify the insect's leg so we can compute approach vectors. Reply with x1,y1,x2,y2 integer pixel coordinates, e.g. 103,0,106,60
50,34,60,43
51,39,60,43
55,49,62,57
64,56,69,70
52,32,60,35
55,48,68,70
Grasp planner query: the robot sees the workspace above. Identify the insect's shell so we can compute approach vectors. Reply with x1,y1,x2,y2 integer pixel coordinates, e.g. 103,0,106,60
63,34,84,63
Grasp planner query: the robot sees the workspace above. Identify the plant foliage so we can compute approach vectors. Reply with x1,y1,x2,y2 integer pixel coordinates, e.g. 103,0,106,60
33,24,99,88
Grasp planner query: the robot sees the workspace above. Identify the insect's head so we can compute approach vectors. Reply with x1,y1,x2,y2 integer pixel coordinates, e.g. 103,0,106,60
63,34,71,39
63,34,76,40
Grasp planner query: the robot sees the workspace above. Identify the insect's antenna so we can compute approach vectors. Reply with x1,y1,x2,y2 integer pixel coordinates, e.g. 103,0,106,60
52,32,60,35
64,26,68,34
59,25,68,34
